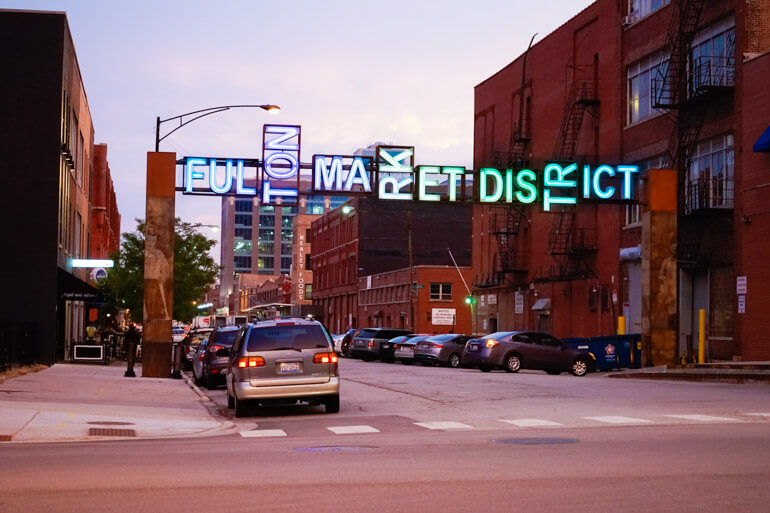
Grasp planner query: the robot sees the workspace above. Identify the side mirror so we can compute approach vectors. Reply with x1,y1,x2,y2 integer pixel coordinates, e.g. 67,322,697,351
216,347,231,357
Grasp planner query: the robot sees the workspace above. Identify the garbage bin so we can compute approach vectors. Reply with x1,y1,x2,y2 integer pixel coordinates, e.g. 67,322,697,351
563,334,642,371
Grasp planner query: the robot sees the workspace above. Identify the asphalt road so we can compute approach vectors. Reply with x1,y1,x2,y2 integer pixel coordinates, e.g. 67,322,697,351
2,358,769,513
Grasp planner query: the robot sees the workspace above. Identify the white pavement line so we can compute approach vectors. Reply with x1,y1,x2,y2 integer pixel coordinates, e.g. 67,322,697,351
239,429,287,438
747,413,770,418
327,425,380,435
663,414,739,422
584,416,654,424
500,419,563,427
414,421,473,430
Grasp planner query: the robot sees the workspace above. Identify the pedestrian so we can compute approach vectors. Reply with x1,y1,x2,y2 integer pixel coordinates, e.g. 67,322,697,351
86,324,96,343
124,323,141,377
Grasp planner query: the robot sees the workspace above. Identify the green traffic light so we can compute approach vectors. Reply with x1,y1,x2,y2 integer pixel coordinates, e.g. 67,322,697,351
465,296,473,304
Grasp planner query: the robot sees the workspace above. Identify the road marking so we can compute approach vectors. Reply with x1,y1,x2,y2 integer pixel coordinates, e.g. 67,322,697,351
663,414,739,422
584,416,654,424
414,421,473,430
500,419,563,427
747,413,770,418
239,429,287,438
327,425,380,435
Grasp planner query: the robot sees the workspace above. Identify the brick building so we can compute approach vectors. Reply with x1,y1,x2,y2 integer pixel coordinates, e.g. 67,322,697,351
473,0,770,361
310,197,472,334
91,144,121,259
0,10,121,365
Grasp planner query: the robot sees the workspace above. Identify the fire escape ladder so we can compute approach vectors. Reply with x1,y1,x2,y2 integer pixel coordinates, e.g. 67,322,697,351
652,0,705,109
552,80,597,162
491,207,526,285
548,208,575,256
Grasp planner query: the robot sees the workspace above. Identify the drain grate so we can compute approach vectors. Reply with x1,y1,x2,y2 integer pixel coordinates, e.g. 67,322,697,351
88,428,136,437
293,446,377,453
0,434,12,441
493,438,579,445
87,421,135,426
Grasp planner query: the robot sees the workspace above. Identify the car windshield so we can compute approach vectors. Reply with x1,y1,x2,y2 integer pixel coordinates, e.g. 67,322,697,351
212,330,238,347
246,325,330,352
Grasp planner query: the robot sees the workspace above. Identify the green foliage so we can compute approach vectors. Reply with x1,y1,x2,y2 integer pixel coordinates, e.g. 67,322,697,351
98,218,220,322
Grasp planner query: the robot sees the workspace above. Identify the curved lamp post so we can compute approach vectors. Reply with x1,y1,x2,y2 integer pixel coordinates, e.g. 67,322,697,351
155,104,280,151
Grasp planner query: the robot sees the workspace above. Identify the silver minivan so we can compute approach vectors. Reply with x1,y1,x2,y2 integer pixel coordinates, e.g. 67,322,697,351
223,318,340,417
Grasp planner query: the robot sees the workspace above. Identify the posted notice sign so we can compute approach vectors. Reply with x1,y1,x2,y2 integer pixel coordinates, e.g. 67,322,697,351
432,308,457,326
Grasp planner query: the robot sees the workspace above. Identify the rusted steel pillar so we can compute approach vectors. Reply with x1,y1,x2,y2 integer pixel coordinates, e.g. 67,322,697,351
142,152,176,377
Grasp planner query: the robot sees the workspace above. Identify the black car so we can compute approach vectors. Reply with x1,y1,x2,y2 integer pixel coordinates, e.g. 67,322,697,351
201,326,240,389
350,328,413,362
337,328,361,357
462,331,596,376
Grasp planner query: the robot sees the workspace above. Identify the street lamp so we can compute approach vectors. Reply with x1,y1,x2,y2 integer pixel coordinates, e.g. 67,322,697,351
155,104,280,151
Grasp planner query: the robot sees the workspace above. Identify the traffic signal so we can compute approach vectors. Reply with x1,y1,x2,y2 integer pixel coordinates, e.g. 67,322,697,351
465,295,474,305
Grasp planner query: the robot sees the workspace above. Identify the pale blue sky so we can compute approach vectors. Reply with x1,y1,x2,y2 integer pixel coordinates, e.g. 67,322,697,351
7,0,590,249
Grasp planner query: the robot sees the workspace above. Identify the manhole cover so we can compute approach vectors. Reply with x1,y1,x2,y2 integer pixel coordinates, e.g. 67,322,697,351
88,428,136,437
293,446,377,453
87,421,135,426
493,438,579,445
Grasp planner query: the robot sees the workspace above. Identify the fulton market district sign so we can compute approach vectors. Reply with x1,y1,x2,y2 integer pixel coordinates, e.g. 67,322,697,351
179,124,640,209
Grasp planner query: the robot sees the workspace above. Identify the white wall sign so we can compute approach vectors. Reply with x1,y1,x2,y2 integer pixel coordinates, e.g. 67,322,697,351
514,292,524,314
488,294,497,305
736,276,747,295
738,295,746,314
432,308,456,326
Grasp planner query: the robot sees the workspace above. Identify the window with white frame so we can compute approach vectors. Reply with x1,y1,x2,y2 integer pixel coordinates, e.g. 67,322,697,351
691,20,735,92
625,155,665,227
688,134,734,210
628,0,670,21
430,283,452,301
627,52,668,125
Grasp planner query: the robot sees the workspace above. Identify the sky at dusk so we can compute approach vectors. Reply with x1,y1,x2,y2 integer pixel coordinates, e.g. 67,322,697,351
6,0,590,259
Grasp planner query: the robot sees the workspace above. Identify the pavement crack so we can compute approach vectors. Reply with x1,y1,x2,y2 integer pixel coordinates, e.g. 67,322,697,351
342,377,449,404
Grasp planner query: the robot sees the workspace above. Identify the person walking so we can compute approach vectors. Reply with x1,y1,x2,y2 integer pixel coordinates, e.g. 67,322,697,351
124,323,141,377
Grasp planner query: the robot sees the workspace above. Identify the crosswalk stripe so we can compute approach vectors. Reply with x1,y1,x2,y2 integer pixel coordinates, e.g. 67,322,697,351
584,416,653,424
500,419,563,427
414,421,473,430
239,429,287,438
663,414,739,422
327,425,380,434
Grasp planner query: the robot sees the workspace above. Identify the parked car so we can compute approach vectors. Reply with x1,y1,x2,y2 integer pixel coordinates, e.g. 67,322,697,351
191,339,208,386
335,328,361,357
394,335,432,364
414,333,472,368
351,328,413,362
182,328,213,370
462,331,596,376
172,326,187,343
223,317,340,417
201,325,241,389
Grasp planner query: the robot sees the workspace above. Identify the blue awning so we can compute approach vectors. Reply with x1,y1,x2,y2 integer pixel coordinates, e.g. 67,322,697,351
754,125,770,152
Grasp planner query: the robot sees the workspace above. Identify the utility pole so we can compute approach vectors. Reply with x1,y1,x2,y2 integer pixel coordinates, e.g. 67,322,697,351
408,210,415,332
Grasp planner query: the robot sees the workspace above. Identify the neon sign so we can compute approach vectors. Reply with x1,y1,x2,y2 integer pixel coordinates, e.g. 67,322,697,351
178,125,639,207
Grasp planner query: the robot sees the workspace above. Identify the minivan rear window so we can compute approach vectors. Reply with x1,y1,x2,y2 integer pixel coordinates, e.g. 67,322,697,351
212,330,238,347
247,325,330,352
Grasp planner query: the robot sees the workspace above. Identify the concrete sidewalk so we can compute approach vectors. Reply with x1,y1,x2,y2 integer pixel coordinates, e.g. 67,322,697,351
0,362,235,444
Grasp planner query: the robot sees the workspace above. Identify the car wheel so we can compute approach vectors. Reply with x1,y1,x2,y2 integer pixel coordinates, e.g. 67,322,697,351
448,353,462,368
341,342,351,357
479,364,493,372
227,391,235,409
504,354,522,373
324,394,340,414
233,394,250,417
570,358,589,377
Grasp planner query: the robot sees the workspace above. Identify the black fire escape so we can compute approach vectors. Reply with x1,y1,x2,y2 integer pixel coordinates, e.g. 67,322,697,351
651,0,734,265
538,79,599,282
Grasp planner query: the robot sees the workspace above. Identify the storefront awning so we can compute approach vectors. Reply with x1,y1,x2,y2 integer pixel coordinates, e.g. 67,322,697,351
532,298,551,311
753,126,770,152
58,268,102,301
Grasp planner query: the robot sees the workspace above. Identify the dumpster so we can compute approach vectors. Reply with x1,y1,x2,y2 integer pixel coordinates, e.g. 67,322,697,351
563,334,642,371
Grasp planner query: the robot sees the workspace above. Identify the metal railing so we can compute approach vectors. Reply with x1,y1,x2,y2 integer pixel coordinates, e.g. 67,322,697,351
692,56,735,94
685,177,734,213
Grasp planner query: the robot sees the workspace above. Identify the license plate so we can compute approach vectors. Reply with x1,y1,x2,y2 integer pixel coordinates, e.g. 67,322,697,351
399,347,413,354
381,343,390,349
279,362,301,374
469,344,480,352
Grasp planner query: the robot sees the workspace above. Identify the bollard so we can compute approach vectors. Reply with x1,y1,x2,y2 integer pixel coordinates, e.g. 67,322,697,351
617,316,626,335
698,309,706,364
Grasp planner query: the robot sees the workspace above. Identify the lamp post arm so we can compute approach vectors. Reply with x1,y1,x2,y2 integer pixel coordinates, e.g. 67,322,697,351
155,104,279,152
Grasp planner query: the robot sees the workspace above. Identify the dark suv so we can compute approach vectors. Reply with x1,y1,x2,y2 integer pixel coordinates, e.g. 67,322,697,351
202,325,240,389
350,328,413,362
223,318,340,417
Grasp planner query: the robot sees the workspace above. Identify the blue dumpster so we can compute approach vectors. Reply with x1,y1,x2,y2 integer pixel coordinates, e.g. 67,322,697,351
563,334,642,371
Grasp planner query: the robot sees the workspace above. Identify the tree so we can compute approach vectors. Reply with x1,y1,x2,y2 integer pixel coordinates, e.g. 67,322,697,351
99,219,220,322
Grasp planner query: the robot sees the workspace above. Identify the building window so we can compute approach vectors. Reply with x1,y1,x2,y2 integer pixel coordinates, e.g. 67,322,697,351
259,256,274,271
235,199,252,212
304,284,312,300
691,23,735,92
234,256,251,271
234,240,252,256
259,215,274,227
259,228,274,242
627,51,667,125
281,216,293,228
234,214,252,226
306,195,325,215
281,257,292,271
688,134,734,210
430,283,452,301
234,228,252,239
258,241,274,254
281,229,293,242
628,0,669,21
